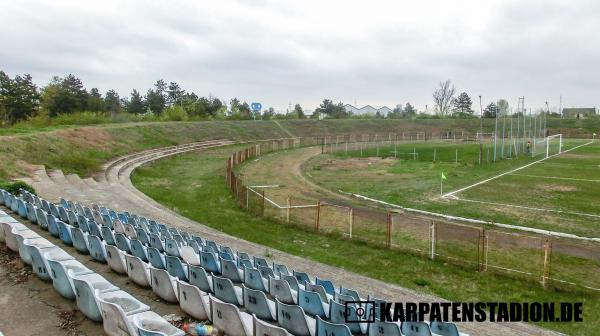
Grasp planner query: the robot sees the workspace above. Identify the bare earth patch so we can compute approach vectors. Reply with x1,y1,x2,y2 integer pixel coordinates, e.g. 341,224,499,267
537,184,578,192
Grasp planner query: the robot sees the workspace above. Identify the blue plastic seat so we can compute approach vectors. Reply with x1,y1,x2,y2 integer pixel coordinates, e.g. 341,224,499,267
254,256,269,268
88,235,107,263
115,233,132,254
102,214,113,229
316,277,336,296
329,300,367,334
101,226,116,246
276,299,316,336
57,220,74,245
67,210,78,226
206,240,219,252
148,247,166,269
242,284,276,321
340,286,361,301
430,321,464,336
221,257,243,283
191,235,203,246
189,264,214,293
130,239,149,261
88,221,103,238
77,215,90,232
244,267,269,292
269,277,298,304
137,228,150,245
213,275,243,306
305,282,331,303
35,208,48,229
17,199,27,218
298,288,329,318
187,239,202,254
259,265,276,279
26,203,37,223
401,322,434,336
294,270,312,285
166,255,188,281
48,259,93,299
201,251,221,274
173,234,184,246
58,206,69,222
149,233,165,252
71,227,90,254
49,203,60,219
47,214,60,237
238,252,251,260
368,319,403,336
273,263,290,277
316,316,352,336
238,258,253,269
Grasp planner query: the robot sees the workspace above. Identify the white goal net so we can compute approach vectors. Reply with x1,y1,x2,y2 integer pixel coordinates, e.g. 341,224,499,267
533,134,562,158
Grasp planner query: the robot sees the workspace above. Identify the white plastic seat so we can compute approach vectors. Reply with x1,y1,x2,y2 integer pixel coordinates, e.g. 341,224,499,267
48,259,94,300
213,275,243,306
150,266,179,303
269,277,298,304
30,245,74,281
209,295,253,336
126,254,151,288
106,244,128,274
20,237,53,265
368,319,403,336
189,264,214,293
242,284,276,321
221,257,244,283
253,314,292,336
276,299,316,336
10,227,40,253
0,220,24,244
72,273,120,322
123,223,138,239
131,311,185,336
180,246,200,266
177,279,211,320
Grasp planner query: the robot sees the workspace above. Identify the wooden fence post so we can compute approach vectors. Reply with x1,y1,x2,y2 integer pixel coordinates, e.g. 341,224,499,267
286,197,291,224
315,201,321,232
261,190,266,217
430,221,436,260
386,213,392,248
348,208,353,239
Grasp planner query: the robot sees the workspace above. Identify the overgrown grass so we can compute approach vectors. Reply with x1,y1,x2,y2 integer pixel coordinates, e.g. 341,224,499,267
131,145,600,335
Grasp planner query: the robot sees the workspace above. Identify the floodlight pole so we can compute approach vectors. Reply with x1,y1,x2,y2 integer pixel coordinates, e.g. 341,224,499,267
479,95,483,165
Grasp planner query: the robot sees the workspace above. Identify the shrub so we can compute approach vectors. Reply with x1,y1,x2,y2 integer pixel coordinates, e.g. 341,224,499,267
52,111,111,125
162,106,189,121
0,180,36,195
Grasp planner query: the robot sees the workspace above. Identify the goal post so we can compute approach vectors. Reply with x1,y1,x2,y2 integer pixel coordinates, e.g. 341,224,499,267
539,134,562,158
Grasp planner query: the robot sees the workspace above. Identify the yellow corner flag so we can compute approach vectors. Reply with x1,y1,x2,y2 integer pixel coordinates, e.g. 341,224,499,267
441,172,447,180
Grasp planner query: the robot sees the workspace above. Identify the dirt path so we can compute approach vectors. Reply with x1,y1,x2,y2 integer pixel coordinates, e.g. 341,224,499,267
16,140,558,336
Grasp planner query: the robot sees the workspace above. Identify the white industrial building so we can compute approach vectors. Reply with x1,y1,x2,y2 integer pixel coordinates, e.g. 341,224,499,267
343,104,392,116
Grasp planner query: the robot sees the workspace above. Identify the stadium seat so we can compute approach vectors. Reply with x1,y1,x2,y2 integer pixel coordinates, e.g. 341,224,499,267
201,251,221,274
88,235,107,263
298,287,329,318
148,247,166,269
95,288,150,335
130,239,149,261
253,314,292,336
273,263,291,277
58,206,69,223
101,226,116,246
26,203,37,223
149,233,165,252
187,239,202,254
276,299,316,336
282,274,305,292
57,220,74,245
368,295,387,320
106,244,128,274
123,223,138,239
48,259,93,299
2,222,29,251
177,279,211,320
430,321,469,336
71,227,90,254
150,266,179,303
254,256,269,268
132,311,185,336
238,257,253,269
242,284,276,321
88,221,103,239
72,273,120,322
334,291,356,305
189,264,214,293
126,254,151,287
329,300,367,334
244,267,269,292
339,286,362,301
368,319,403,336
269,277,298,304
259,265,276,279
17,198,27,218
221,257,244,283
165,238,181,257
15,231,44,262
316,315,352,336
316,277,336,296
401,322,434,336
20,237,53,265
76,215,90,233
209,295,253,336
305,282,331,303
67,210,78,226
213,275,243,306
180,246,200,266
115,233,132,254
137,228,150,245
165,255,188,281
47,214,60,237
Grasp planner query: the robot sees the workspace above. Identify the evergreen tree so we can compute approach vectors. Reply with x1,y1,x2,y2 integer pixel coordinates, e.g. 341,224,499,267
167,81,185,106
483,102,498,118
104,89,121,115
87,88,105,111
452,92,474,117
403,102,416,118
293,103,304,119
41,74,89,116
127,89,145,114
0,71,40,124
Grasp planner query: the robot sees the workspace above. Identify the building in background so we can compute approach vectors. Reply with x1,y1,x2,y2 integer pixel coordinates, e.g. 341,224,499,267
343,104,392,117
562,107,597,118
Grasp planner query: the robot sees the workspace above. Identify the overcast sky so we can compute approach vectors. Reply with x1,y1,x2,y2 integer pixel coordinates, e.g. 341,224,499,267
1,0,598,113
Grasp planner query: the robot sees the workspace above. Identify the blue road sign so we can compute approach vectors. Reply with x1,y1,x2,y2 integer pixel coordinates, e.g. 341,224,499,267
251,102,262,112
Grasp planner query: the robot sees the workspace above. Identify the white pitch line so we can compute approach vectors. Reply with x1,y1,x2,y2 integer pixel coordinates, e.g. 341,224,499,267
454,196,600,219
509,173,600,182
442,140,594,198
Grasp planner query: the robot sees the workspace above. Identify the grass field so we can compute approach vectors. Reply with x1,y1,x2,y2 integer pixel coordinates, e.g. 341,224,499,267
131,144,599,335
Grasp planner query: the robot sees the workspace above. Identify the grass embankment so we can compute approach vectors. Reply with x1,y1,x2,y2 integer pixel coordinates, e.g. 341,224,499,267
131,144,599,335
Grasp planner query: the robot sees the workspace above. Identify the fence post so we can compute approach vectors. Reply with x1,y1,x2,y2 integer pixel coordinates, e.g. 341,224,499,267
315,201,321,232
430,220,436,260
261,190,266,217
541,239,552,288
245,186,249,209
286,197,291,224
478,228,487,272
386,213,392,248
348,207,353,239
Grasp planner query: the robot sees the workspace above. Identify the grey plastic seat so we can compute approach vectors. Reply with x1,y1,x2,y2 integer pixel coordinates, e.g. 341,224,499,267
150,266,179,303
254,256,269,268
149,233,165,252
273,263,290,277
368,319,403,336
180,246,200,266
340,286,362,301
137,228,150,245
88,235,108,263
401,322,434,336
329,300,367,334
26,203,37,223
123,223,138,239
430,321,469,336
238,257,253,269
71,227,90,254
189,264,214,293
298,287,329,318
334,291,356,305
48,259,94,299
88,221,103,239
242,284,276,321
276,299,316,336
269,277,298,304
126,254,151,287
244,267,269,292
72,273,120,322
305,282,332,303
177,279,211,320
259,265,276,279
253,314,292,336
1,221,27,250
106,244,127,274
221,257,244,283
213,275,243,306
316,316,352,336
30,245,74,281
209,295,253,336
13,228,41,254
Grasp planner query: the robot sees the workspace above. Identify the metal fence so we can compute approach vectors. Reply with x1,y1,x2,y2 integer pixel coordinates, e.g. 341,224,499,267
225,135,600,292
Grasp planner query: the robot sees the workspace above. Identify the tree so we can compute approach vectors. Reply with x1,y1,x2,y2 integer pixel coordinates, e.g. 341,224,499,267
432,80,456,116
315,99,347,118
87,88,105,112
127,89,145,114
483,102,498,118
239,102,252,119
144,79,167,115
104,89,121,115
497,99,509,116
167,82,185,106
41,74,89,116
0,71,40,124
293,104,304,119
452,92,474,117
262,107,276,120
389,104,403,118
403,102,416,118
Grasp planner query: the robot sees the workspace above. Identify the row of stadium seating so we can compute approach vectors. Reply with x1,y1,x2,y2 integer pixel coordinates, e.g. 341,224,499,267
1,188,468,336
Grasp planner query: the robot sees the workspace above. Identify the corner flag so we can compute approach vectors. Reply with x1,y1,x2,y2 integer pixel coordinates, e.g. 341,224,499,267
440,172,447,196
441,172,447,180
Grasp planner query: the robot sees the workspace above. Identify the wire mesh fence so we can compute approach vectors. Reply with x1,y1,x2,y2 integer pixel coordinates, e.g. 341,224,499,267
225,135,600,292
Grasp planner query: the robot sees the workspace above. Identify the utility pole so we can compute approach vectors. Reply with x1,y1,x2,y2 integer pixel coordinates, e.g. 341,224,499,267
479,95,483,165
